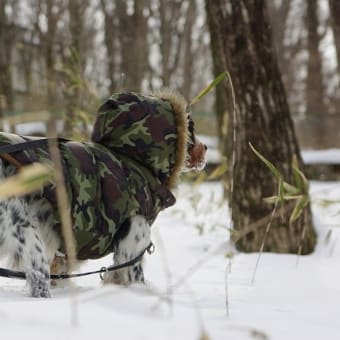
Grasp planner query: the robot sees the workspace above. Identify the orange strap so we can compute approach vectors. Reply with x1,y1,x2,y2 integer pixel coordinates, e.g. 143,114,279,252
0,153,23,168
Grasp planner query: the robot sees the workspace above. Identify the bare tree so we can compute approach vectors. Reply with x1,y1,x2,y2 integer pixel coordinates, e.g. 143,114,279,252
30,0,65,109
63,0,92,136
329,0,340,78
205,0,229,150
206,0,316,254
180,0,197,100
305,0,326,116
116,0,148,92
158,0,187,87
100,0,117,94
267,0,305,114
328,0,340,112
0,0,15,114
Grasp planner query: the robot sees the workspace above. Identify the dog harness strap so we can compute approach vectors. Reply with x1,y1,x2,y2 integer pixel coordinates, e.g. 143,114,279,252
0,137,69,155
0,138,49,154
0,153,23,168
0,137,69,168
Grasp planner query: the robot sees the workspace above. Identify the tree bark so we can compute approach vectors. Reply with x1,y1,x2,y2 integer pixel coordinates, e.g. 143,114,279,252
328,0,340,112
205,0,316,254
159,0,185,88
117,0,148,92
181,0,197,100
0,0,14,114
329,0,340,75
63,0,87,136
205,0,229,152
101,0,117,94
305,0,326,116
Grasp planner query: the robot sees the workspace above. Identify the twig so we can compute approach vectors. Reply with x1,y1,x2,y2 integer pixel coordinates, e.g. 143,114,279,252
46,117,78,326
251,197,280,285
225,263,229,317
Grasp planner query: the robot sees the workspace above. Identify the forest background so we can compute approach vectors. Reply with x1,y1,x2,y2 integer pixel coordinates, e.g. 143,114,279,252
1,0,339,149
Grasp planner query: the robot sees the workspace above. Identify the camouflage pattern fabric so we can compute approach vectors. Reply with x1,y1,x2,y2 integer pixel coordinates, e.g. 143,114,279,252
0,92,184,260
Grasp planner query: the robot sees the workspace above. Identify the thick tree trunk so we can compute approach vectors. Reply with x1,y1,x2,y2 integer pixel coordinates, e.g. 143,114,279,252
206,0,316,254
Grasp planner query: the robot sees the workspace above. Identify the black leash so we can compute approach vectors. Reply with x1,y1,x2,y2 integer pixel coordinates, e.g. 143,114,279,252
0,137,69,154
0,243,155,281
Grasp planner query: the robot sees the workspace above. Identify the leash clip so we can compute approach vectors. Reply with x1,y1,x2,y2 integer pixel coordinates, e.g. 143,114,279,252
147,242,155,255
99,266,109,281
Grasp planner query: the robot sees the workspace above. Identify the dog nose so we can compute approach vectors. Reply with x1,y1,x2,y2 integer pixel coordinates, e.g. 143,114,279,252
204,144,207,151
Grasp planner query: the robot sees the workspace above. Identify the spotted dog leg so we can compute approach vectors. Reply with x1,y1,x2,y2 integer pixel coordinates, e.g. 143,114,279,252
0,197,51,298
104,215,151,285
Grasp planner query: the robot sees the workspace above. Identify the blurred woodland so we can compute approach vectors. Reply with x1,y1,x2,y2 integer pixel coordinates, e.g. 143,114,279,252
0,0,339,147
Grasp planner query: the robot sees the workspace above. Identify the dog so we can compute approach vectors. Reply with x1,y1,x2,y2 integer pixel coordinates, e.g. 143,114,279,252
0,90,206,297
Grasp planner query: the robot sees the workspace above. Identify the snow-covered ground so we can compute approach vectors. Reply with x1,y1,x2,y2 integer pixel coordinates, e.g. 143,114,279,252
0,181,340,339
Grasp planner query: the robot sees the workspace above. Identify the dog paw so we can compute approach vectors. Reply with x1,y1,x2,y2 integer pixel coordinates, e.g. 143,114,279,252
26,270,51,298
132,264,145,283
103,265,144,285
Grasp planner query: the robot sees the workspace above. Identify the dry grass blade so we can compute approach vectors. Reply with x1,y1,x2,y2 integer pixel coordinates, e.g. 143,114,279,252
189,70,228,107
249,143,282,180
0,163,53,198
251,191,280,285
46,118,78,326
207,161,228,180
46,118,77,269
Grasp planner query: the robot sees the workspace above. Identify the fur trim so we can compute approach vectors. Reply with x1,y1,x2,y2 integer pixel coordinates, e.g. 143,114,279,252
153,89,189,190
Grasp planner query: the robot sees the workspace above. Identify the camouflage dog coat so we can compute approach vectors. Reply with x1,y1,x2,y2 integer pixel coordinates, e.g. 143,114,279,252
0,90,189,259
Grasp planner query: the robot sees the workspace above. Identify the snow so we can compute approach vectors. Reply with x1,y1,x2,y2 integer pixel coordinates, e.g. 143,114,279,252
301,149,340,164
199,137,340,166
1,181,340,339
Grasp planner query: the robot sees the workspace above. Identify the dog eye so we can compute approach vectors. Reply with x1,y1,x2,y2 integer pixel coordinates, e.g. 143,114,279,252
187,142,195,151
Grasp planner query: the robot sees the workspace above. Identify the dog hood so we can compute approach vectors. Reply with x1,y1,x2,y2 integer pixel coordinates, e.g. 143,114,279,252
91,90,189,190
0,90,190,259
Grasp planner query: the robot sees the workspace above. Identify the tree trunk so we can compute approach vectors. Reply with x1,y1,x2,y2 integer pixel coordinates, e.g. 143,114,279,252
181,0,197,100
205,1,229,152
117,0,148,92
101,0,117,94
328,0,340,112
267,0,303,114
305,0,326,146
205,0,316,254
0,0,14,114
45,0,59,109
329,0,340,73
63,0,87,136
159,0,185,88
305,0,325,115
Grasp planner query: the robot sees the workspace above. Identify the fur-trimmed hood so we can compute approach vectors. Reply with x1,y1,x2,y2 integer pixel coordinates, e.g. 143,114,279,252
91,90,189,190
